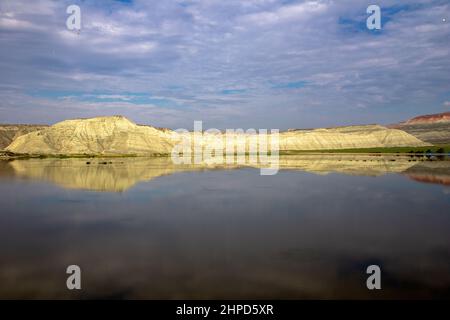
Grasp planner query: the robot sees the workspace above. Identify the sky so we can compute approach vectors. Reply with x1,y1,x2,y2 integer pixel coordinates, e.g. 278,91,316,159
0,0,449,130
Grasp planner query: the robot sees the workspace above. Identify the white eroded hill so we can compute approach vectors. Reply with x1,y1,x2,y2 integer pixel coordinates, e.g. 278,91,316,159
5,116,430,155
6,116,174,155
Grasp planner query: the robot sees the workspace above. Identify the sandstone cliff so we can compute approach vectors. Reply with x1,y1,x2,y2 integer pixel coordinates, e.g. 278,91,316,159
6,116,174,155
0,124,48,150
390,112,450,144
405,112,450,125
278,125,429,150
5,115,430,155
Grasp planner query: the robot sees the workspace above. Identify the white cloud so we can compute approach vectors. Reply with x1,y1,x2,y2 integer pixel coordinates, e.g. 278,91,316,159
94,95,133,101
0,17,42,30
240,1,328,25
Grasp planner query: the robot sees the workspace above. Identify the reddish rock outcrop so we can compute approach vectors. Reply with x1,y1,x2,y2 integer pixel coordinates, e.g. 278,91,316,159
389,112,450,144
405,112,450,125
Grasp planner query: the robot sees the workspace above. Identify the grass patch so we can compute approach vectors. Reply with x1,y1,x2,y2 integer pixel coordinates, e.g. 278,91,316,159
280,145,450,155
0,152,170,160
3,146,450,160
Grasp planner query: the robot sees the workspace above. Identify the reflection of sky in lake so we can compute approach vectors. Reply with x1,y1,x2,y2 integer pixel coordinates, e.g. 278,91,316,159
0,161,449,299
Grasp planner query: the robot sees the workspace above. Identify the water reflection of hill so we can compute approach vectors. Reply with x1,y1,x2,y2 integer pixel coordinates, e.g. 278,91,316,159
3,155,450,192
404,160,450,186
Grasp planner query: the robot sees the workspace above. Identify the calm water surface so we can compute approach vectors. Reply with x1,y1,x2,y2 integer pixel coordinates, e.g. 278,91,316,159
0,156,449,299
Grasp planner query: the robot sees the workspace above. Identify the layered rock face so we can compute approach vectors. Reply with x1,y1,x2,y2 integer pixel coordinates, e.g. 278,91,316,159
6,116,174,155
5,116,430,155
0,124,48,150
278,125,430,150
390,112,450,144
172,124,430,155
405,112,450,125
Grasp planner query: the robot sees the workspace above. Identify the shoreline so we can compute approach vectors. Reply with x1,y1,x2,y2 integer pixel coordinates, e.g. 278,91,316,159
2,149,449,161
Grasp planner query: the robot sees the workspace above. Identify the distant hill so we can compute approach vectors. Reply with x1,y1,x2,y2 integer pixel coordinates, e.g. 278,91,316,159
4,115,430,155
0,124,48,150
390,112,450,144
404,112,450,125
6,116,175,155
278,124,429,150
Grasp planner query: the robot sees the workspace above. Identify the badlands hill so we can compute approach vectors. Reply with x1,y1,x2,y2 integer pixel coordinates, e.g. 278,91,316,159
0,124,48,150
5,115,430,155
6,116,175,155
278,124,429,150
404,112,450,125
390,112,450,144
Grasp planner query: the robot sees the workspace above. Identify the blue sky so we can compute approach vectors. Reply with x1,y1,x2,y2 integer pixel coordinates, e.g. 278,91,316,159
0,0,449,129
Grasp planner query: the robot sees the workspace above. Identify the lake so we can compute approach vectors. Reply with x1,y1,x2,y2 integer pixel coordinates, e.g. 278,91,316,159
0,155,449,299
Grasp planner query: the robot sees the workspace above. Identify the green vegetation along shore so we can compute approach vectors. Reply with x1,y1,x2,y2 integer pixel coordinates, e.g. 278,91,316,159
2,145,449,161
280,145,450,155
